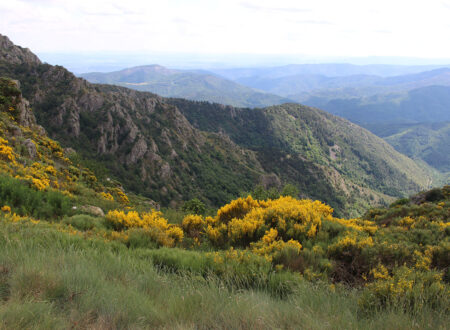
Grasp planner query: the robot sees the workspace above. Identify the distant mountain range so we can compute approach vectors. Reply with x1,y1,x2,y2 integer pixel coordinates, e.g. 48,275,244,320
0,34,438,216
304,86,450,175
219,67,450,102
208,64,450,176
212,63,450,80
306,85,450,125
80,65,292,108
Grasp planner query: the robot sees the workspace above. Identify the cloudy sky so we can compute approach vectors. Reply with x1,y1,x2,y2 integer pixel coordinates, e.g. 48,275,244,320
1,0,450,61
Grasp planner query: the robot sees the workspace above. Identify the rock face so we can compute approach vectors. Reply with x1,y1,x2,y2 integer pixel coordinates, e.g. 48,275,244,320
23,139,37,159
0,35,41,65
0,34,264,207
80,205,105,217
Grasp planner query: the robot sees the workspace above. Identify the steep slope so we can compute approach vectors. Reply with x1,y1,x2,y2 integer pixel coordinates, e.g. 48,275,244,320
384,122,450,173
80,65,292,108
0,34,435,216
169,98,435,215
0,35,265,207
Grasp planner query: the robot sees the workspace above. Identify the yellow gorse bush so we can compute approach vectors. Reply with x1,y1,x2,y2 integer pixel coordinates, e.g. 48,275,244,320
182,196,336,260
105,209,183,247
182,214,205,236
100,192,114,201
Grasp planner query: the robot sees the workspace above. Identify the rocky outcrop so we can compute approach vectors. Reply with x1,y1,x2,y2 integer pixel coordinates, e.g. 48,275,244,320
127,137,147,165
23,138,37,159
80,205,105,217
0,36,265,207
0,34,41,65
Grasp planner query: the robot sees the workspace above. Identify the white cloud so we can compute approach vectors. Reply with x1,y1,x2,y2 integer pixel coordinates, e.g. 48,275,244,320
0,0,449,59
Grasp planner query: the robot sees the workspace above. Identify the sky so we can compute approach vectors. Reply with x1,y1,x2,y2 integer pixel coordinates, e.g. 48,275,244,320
1,0,450,70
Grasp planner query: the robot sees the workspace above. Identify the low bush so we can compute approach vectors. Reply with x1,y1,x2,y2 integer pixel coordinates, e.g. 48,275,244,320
0,175,71,219
62,214,105,231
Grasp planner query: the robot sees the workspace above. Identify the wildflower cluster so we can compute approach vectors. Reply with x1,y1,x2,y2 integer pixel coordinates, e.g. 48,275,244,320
105,209,183,247
359,266,449,314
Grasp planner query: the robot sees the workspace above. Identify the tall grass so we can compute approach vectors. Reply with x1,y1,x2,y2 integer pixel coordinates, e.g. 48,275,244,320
0,219,447,329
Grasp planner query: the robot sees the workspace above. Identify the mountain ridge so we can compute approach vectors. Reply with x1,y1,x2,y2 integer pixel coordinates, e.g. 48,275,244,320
80,64,293,108
0,34,436,216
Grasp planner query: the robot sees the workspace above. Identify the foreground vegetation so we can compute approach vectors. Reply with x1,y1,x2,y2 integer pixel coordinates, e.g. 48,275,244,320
0,76,448,328
0,217,448,329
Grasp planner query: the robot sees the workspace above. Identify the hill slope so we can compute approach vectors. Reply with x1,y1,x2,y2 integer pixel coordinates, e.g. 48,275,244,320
168,99,435,214
384,122,450,173
80,65,292,108
0,76,448,328
306,85,450,126
0,34,436,216
304,86,450,175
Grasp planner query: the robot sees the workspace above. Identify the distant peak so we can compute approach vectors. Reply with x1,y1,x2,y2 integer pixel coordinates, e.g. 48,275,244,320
122,64,178,75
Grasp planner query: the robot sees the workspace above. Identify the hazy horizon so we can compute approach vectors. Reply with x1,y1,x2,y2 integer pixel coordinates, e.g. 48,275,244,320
2,0,450,72
36,51,450,74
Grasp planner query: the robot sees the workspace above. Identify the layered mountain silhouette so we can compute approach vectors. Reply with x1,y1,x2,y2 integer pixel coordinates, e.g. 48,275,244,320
80,65,292,108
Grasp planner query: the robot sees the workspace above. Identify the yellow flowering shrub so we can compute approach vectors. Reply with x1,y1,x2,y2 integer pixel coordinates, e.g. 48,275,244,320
113,188,130,205
328,231,373,256
100,192,114,201
1,205,11,213
329,217,377,234
182,214,205,238
105,209,183,247
359,266,449,314
216,195,263,223
250,228,302,262
370,264,390,280
44,165,57,176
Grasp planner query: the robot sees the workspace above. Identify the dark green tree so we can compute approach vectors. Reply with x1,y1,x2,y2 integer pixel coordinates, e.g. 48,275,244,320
182,198,206,215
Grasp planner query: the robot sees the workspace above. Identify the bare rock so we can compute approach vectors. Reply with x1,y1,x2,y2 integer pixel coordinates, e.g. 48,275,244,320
80,205,105,217
23,138,37,159
64,147,76,156
127,137,147,165
260,173,281,189
160,162,171,180
0,34,41,65
17,98,36,127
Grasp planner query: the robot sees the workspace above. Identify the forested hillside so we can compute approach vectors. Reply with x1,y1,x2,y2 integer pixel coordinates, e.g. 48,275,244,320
0,34,436,216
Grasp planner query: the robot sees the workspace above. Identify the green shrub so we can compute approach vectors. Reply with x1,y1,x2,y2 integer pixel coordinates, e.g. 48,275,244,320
359,267,449,316
0,175,71,219
127,228,159,249
182,198,206,215
62,214,104,231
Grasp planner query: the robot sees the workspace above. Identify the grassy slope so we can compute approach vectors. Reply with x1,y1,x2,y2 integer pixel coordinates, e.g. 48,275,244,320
0,219,447,330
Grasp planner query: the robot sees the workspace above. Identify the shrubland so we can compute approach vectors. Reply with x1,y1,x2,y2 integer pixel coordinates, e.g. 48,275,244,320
0,76,448,328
